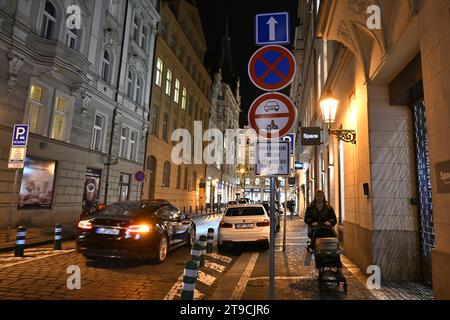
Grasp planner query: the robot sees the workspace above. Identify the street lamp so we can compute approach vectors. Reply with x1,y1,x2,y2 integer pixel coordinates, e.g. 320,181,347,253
319,89,357,144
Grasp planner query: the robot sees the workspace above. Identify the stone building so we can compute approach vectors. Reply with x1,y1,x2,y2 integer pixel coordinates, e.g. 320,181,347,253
0,0,159,229
205,20,241,210
292,0,450,298
142,0,211,213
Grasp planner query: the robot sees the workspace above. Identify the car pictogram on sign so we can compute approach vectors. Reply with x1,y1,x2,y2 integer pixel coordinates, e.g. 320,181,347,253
264,101,280,112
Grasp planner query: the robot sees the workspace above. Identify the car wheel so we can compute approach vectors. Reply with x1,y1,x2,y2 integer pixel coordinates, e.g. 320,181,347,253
262,240,270,251
154,235,169,264
218,243,226,253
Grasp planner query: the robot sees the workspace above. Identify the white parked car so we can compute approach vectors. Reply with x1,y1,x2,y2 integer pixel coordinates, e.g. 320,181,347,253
218,204,270,251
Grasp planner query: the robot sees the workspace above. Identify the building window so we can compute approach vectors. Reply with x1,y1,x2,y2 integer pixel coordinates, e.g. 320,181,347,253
174,79,180,103
129,130,137,161
162,112,168,141
119,126,129,158
192,171,197,191
135,78,142,104
184,168,188,190
151,106,159,136
127,70,134,99
119,173,131,201
140,25,148,50
132,15,140,43
245,178,250,186
177,166,182,189
181,87,187,110
27,85,44,134
255,178,260,186
51,96,69,141
162,161,171,187
265,179,270,186
65,28,79,49
101,50,112,83
155,58,163,87
165,69,172,96
188,97,193,116
41,1,57,40
91,113,106,152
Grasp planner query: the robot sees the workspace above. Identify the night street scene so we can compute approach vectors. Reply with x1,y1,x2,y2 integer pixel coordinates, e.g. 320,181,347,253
0,0,449,311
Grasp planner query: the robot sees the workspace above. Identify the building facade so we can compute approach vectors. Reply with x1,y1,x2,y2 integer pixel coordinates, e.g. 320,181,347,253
142,0,211,213
292,0,450,298
205,21,241,210
0,0,159,229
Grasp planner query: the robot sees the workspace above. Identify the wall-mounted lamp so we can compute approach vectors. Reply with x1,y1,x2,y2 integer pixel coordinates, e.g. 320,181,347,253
319,89,357,144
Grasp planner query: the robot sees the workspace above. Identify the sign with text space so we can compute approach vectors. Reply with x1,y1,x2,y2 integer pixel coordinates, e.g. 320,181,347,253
248,92,297,140
12,124,29,147
248,45,296,91
255,141,290,176
255,12,290,45
301,127,321,146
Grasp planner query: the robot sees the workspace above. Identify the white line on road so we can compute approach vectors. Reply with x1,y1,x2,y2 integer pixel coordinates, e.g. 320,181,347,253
230,253,259,300
248,276,315,281
0,249,76,270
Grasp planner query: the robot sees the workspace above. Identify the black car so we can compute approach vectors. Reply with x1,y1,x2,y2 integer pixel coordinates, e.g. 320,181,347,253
77,201,196,263
262,202,281,232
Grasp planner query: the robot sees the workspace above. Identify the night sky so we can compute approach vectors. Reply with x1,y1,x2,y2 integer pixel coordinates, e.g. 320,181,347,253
196,0,299,126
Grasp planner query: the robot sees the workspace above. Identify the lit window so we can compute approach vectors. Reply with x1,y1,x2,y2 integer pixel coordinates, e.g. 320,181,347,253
174,79,180,103
181,87,187,110
155,58,163,86
41,1,57,40
255,178,260,186
165,69,172,96
92,113,106,152
27,85,44,134
129,130,137,161
51,96,68,141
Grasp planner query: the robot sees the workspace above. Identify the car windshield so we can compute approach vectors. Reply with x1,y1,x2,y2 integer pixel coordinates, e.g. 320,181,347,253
225,207,265,216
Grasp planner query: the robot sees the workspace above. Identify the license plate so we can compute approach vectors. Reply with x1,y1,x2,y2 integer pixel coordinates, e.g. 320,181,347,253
236,223,254,229
95,227,120,235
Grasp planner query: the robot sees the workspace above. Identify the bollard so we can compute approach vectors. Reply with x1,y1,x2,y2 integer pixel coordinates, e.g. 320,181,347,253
190,242,202,267
54,223,62,250
14,226,26,257
181,260,198,300
199,235,207,267
207,228,214,253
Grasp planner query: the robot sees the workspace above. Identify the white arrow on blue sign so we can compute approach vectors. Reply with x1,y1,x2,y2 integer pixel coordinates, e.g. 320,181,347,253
255,12,290,46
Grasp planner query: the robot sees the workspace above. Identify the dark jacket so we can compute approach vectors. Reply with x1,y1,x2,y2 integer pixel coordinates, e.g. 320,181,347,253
305,201,337,227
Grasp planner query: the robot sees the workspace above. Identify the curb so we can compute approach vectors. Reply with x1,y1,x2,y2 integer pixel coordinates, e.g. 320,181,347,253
0,234,76,253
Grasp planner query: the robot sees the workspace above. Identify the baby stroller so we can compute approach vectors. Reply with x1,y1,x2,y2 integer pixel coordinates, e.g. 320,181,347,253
307,225,347,294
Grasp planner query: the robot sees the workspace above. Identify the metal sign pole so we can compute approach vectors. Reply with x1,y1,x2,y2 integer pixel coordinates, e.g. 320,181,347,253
283,177,288,251
6,169,19,242
269,176,275,300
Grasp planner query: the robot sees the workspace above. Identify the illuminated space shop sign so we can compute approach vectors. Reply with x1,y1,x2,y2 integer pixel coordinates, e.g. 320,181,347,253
301,127,321,146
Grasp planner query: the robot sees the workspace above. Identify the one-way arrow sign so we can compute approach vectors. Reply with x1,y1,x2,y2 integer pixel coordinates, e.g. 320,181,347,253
256,12,290,46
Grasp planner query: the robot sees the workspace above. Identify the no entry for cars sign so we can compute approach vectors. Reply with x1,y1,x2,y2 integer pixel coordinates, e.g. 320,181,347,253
248,92,297,140
248,45,296,91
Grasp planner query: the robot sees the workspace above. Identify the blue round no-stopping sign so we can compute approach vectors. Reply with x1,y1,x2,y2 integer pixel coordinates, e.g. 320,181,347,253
135,171,145,182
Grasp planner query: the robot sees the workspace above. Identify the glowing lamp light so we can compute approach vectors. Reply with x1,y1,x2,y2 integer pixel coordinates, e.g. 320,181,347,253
319,89,339,125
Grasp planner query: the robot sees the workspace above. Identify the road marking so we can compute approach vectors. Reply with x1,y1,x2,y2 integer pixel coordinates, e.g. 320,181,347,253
248,276,315,281
207,253,232,263
164,275,205,300
0,249,76,270
204,261,226,273
230,253,259,300
197,270,216,286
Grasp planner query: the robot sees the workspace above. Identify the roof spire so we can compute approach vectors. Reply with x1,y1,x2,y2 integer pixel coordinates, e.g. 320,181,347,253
219,15,235,86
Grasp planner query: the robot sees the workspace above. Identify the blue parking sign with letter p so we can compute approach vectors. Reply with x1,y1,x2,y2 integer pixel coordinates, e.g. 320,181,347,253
12,124,29,147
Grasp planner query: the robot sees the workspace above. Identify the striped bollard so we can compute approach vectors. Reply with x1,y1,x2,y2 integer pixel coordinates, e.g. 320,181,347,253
199,235,207,267
207,228,214,253
190,242,202,267
14,226,26,257
54,224,62,250
181,260,198,300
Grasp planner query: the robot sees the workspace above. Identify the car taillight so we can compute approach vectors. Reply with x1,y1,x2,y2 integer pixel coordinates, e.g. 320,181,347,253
256,219,270,227
98,203,107,210
78,220,92,230
219,221,233,228
127,224,151,233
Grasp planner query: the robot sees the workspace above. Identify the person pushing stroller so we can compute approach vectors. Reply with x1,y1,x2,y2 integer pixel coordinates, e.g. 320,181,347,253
305,190,337,248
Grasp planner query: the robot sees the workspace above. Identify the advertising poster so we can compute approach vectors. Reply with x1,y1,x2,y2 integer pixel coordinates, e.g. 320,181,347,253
83,167,102,209
19,157,56,209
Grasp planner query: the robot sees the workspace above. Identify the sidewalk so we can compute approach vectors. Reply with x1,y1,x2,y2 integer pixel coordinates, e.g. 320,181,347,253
0,225,77,252
209,217,433,300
